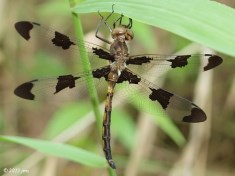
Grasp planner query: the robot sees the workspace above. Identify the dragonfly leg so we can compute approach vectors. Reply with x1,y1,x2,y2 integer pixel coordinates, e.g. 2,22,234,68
113,14,133,29
113,14,124,28
127,18,133,29
95,4,115,44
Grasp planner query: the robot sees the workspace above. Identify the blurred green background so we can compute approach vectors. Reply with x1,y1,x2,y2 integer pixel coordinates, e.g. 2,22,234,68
0,0,235,176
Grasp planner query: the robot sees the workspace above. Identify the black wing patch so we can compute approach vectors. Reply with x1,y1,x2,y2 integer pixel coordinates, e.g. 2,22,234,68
117,69,141,84
92,67,141,84
52,31,76,50
182,106,206,123
167,55,191,68
15,21,40,40
14,79,38,100
126,56,153,65
149,88,173,109
92,48,114,62
54,75,80,94
92,66,111,80
203,54,223,71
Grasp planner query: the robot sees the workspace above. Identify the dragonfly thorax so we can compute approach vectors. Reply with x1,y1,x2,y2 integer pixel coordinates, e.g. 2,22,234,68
110,60,126,76
110,39,129,57
109,26,131,81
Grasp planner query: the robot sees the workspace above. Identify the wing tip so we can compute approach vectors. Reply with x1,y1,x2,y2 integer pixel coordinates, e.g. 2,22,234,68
14,80,37,100
15,21,39,41
204,54,223,71
182,107,206,123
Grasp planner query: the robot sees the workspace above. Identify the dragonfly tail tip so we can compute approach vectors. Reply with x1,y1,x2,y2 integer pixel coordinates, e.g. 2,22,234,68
108,160,116,169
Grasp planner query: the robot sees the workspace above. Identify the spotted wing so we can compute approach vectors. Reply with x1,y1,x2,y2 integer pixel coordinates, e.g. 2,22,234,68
117,68,206,123
127,54,223,73
14,66,111,100
15,21,114,62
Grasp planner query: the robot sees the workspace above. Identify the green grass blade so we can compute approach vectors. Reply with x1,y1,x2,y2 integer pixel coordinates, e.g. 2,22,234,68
69,5,102,134
0,136,106,168
73,0,235,57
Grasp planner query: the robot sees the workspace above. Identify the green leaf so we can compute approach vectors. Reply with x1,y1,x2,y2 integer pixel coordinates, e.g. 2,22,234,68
0,136,106,168
73,0,235,57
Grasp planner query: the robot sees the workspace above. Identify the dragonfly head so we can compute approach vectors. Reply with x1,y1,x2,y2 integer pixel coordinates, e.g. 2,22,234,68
112,26,134,42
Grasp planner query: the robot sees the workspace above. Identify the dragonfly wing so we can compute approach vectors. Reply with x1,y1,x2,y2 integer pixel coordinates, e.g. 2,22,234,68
15,21,114,62
127,54,223,78
14,66,111,101
115,68,206,123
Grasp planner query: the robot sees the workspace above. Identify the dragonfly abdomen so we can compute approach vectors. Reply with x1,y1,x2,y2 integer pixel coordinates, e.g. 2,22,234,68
102,80,116,169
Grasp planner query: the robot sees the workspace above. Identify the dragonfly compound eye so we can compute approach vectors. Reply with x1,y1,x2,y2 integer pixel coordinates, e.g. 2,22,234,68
125,28,134,41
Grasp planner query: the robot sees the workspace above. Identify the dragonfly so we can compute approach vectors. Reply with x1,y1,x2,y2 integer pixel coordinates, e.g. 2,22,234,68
14,7,223,169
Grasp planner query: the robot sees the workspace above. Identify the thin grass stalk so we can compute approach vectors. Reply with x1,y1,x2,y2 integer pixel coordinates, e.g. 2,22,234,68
69,2,102,135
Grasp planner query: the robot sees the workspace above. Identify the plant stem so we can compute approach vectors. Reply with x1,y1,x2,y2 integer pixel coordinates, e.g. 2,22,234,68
70,5,102,136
